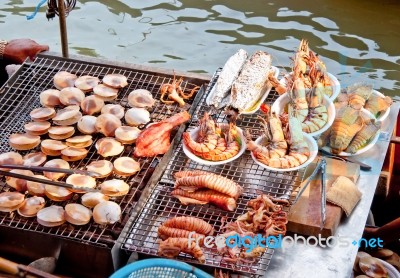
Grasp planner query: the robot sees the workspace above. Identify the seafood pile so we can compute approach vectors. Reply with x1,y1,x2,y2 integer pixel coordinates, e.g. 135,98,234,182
183,112,242,162
318,103,382,155
246,109,311,169
217,194,288,262
171,170,243,211
157,216,214,263
207,49,276,113
335,83,392,119
160,72,200,107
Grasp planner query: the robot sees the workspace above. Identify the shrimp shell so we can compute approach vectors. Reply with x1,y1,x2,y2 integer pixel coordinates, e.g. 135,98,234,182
174,174,243,199
163,216,214,236
158,237,205,263
346,121,380,154
157,225,205,245
171,188,237,211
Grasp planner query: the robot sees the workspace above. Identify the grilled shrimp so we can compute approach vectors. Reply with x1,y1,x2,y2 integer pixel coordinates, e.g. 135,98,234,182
174,170,210,179
158,237,205,263
157,225,205,245
174,174,243,199
346,120,380,154
171,188,237,211
163,216,214,236
347,83,373,110
183,132,219,153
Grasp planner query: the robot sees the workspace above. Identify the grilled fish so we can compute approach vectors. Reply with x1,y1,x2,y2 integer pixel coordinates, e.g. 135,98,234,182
230,51,273,112
208,49,248,108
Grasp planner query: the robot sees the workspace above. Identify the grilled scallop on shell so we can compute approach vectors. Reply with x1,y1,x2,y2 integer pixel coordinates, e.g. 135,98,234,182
48,126,75,140
93,84,119,101
74,75,100,92
125,107,150,126
5,169,34,192
65,203,93,225
0,152,23,170
52,106,82,126
128,89,155,108
101,104,125,119
40,89,61,107
113,157,140,177
26,175,49,196
23,152,47,167
81,95,105,115
65,135,93,148
115,126,141,144
95,137,124,157
100,179,129,197
9,133,41,151
61,147,89,162
43,159,70,180
81,192,109,208
95,114,122,137
93,201,121,225
77,115,97,134
53,71,78,90
24,121,51,136
45,185,73,201
102,74,128,89
66,174,96,193
41,139,67,156
17,196,45,217
30,107,56,122
0,192,25,212
37,205,66,227
59,87,85,106
86,160,113,178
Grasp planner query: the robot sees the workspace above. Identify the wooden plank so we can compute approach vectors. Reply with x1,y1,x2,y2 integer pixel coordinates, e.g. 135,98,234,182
287,157,360,238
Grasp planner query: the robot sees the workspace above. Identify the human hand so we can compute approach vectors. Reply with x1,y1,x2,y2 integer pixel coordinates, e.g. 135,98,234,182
3,39,49,64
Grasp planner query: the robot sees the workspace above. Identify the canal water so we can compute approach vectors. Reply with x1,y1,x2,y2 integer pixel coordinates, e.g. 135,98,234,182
1,0,399,95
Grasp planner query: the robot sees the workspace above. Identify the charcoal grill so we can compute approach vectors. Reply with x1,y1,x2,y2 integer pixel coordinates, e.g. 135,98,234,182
0,54,208,277
116,69,309,277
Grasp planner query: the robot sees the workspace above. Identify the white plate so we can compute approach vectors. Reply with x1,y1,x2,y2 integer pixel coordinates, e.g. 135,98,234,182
321,109,380,157
205,66,280,114
182,125,246,166
279,72,341,101
271,93,336,137
378,258,400,278
370,90,391,122
250,133,318,172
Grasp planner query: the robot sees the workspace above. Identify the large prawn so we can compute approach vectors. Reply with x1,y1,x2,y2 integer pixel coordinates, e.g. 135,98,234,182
158,237,205,263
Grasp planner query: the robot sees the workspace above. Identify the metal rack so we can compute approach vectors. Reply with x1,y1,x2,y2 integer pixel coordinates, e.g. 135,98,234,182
118,69,309,276
0,55,204,248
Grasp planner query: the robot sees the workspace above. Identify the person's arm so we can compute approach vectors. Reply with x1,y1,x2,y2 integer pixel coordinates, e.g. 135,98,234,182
364,217,400,244
1,39,49,64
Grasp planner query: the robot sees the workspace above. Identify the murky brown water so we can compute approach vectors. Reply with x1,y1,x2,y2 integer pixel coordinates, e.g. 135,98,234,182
1,0,399,95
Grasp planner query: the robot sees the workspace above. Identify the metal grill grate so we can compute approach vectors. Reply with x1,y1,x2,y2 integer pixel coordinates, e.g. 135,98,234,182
120,69,309,276
0,55,204,248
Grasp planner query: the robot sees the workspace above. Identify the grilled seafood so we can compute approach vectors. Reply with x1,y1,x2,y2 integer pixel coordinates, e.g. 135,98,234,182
208,49,248,108
171,188,237,211
347,83,373,110
346,120,380,154
174,171,243,199
365,93,392,117
230,51,273,112
158,225,205,244
163,216,214,236
158,237,205,263
134,111,191,157
160,72,199,107
330,106,364,154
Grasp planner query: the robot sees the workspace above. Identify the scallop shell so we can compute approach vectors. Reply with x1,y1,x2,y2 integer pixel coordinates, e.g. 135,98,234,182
45,185,73,201
65,135,93,148
113,157,140,177
125,107,150,126
17,196,46,217
128,89,155,108
100,179,129,197
74,75,100,92
0,152,23,171
77,115,97,135
115,126,141,144
61,147,89,162
26,175,48,196
95,114,122,137
65,203,92,225
41,139,67,156
59,87,85,106
43,159,70,180
102,74,128,89
40,89,61,107
85,160,113,178
24,121,51,136
6,169,34,192
53,71,78,90
37,205,66,227
0,192,25,212
93,84,119,101
81,192,109,208
9,133,41,151
95,137,124,157
66,174,96,193
30,107,56,121
93,201,121,225
52,107,82,126
81,95,105,115
101,104,125,119
23,152,47,167
48,126,75,140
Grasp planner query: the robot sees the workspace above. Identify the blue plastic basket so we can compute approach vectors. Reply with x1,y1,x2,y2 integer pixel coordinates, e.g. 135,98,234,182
110,258,214,278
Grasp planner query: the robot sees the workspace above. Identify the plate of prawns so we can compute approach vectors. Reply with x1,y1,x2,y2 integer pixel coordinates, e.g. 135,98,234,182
182,112,246,166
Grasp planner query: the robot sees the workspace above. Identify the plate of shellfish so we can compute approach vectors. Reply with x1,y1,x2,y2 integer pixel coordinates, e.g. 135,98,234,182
182,112,246,166
247,112,318,172
318,107,381,157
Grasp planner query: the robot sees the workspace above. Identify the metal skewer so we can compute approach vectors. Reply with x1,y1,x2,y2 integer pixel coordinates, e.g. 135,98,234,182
320,158,327,230
0,169,99,192
0,164,100,177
